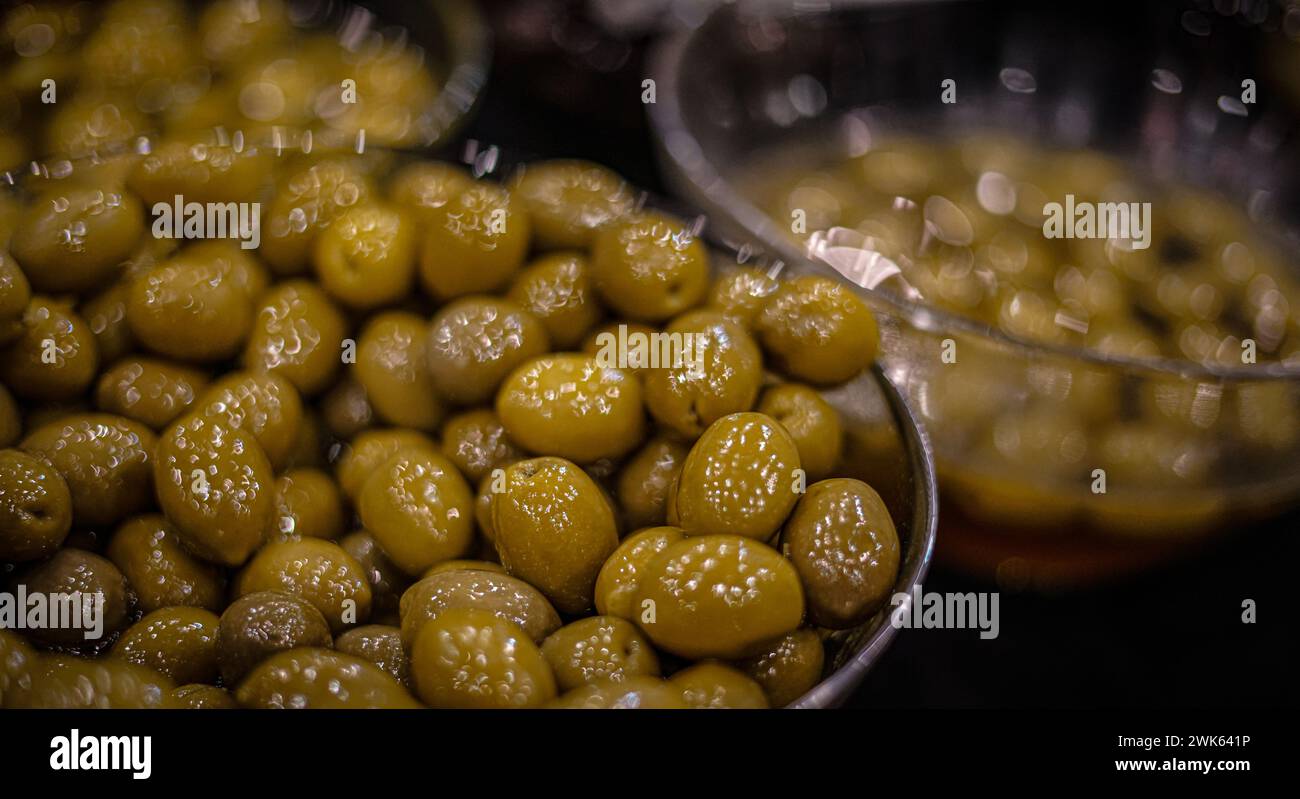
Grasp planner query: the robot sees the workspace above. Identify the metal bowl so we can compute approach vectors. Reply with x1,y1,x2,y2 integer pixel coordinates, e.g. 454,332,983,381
0,128,937,707
648,0,1300,584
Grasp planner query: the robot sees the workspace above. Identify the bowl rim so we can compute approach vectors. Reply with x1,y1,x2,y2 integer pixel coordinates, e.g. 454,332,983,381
788,361,939,709
646,5,1300,384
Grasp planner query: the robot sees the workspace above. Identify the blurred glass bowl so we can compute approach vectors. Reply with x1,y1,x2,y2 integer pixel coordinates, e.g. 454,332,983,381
648,0,1300,584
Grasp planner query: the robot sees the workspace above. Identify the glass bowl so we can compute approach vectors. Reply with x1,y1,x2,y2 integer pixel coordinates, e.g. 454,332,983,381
648,0,1300,585
0,130,936,708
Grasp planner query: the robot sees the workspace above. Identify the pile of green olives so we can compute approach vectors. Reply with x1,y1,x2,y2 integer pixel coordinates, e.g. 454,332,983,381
0,0,451,171
0,142,901,709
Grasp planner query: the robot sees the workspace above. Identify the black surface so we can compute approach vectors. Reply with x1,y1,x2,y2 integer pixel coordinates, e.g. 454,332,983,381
463,0,1299,709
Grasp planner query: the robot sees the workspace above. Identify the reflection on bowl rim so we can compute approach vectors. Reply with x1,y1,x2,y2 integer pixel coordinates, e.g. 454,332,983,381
646,7,1300,384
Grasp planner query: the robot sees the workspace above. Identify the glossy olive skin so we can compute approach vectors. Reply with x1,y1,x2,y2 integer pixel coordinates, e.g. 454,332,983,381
236,647,421,709
590,211,710,322
507,252,604,349
581,321,660,377
127,135,269,205
708,267,781,329
0,250,32,345
334,625,410,688
735,628,824,707
496,354,644,463
235,538,372,633
112,606,221,685
82,280,138,366
260,158,374,275
755,275,880,386
320,377,375,440
21,413,157,528
423,559,507,577
127,243,263,362
426,297,551,406
216,591,334,685
491,457,620,614
439,409,525,485
313,202,417,309
192,371,304,471
0,296,99,401
5,655,173,709
548,676,687,709
170,683,236,709
509,160,635,249
670,662,769,709
107,514,226,613
616,438,690,531
335,428,436,501
242,280,348,396
339,530,410,625
355,311,444,431
18,548,132,649
634,534,804,659
643,310,764,438
410,608,557,709
357,448,475,576
0,449,72,561
0,387,19,448
758,384,843,481
418,183,531,301
781,478,900,629
541,616,660,692
11,186,143,293
670,412,803,541
399,569,562,648
266,468,345,542
0,629,38,707
387,161,473,218
95,357,209,430
153,414,275,567
593,526,685,621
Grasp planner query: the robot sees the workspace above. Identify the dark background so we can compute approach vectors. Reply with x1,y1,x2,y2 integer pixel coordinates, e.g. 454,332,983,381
464,0,1299,708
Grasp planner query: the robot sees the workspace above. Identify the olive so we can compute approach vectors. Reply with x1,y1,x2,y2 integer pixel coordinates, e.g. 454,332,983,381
409,608,556,709
0,449,72,562
356,447,475,576
781,478,900,629
490,457,620,614
236,648,420,709
540,616,660,692
235,538,372,633
216,591,333,685
399,569,561,648
152,414,274,567
670,412,802,540
107,514,226,613
633,534,804,659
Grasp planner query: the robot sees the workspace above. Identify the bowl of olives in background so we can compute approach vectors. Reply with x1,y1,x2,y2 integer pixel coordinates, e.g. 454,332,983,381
0,0,490,167
649,0,1300,586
